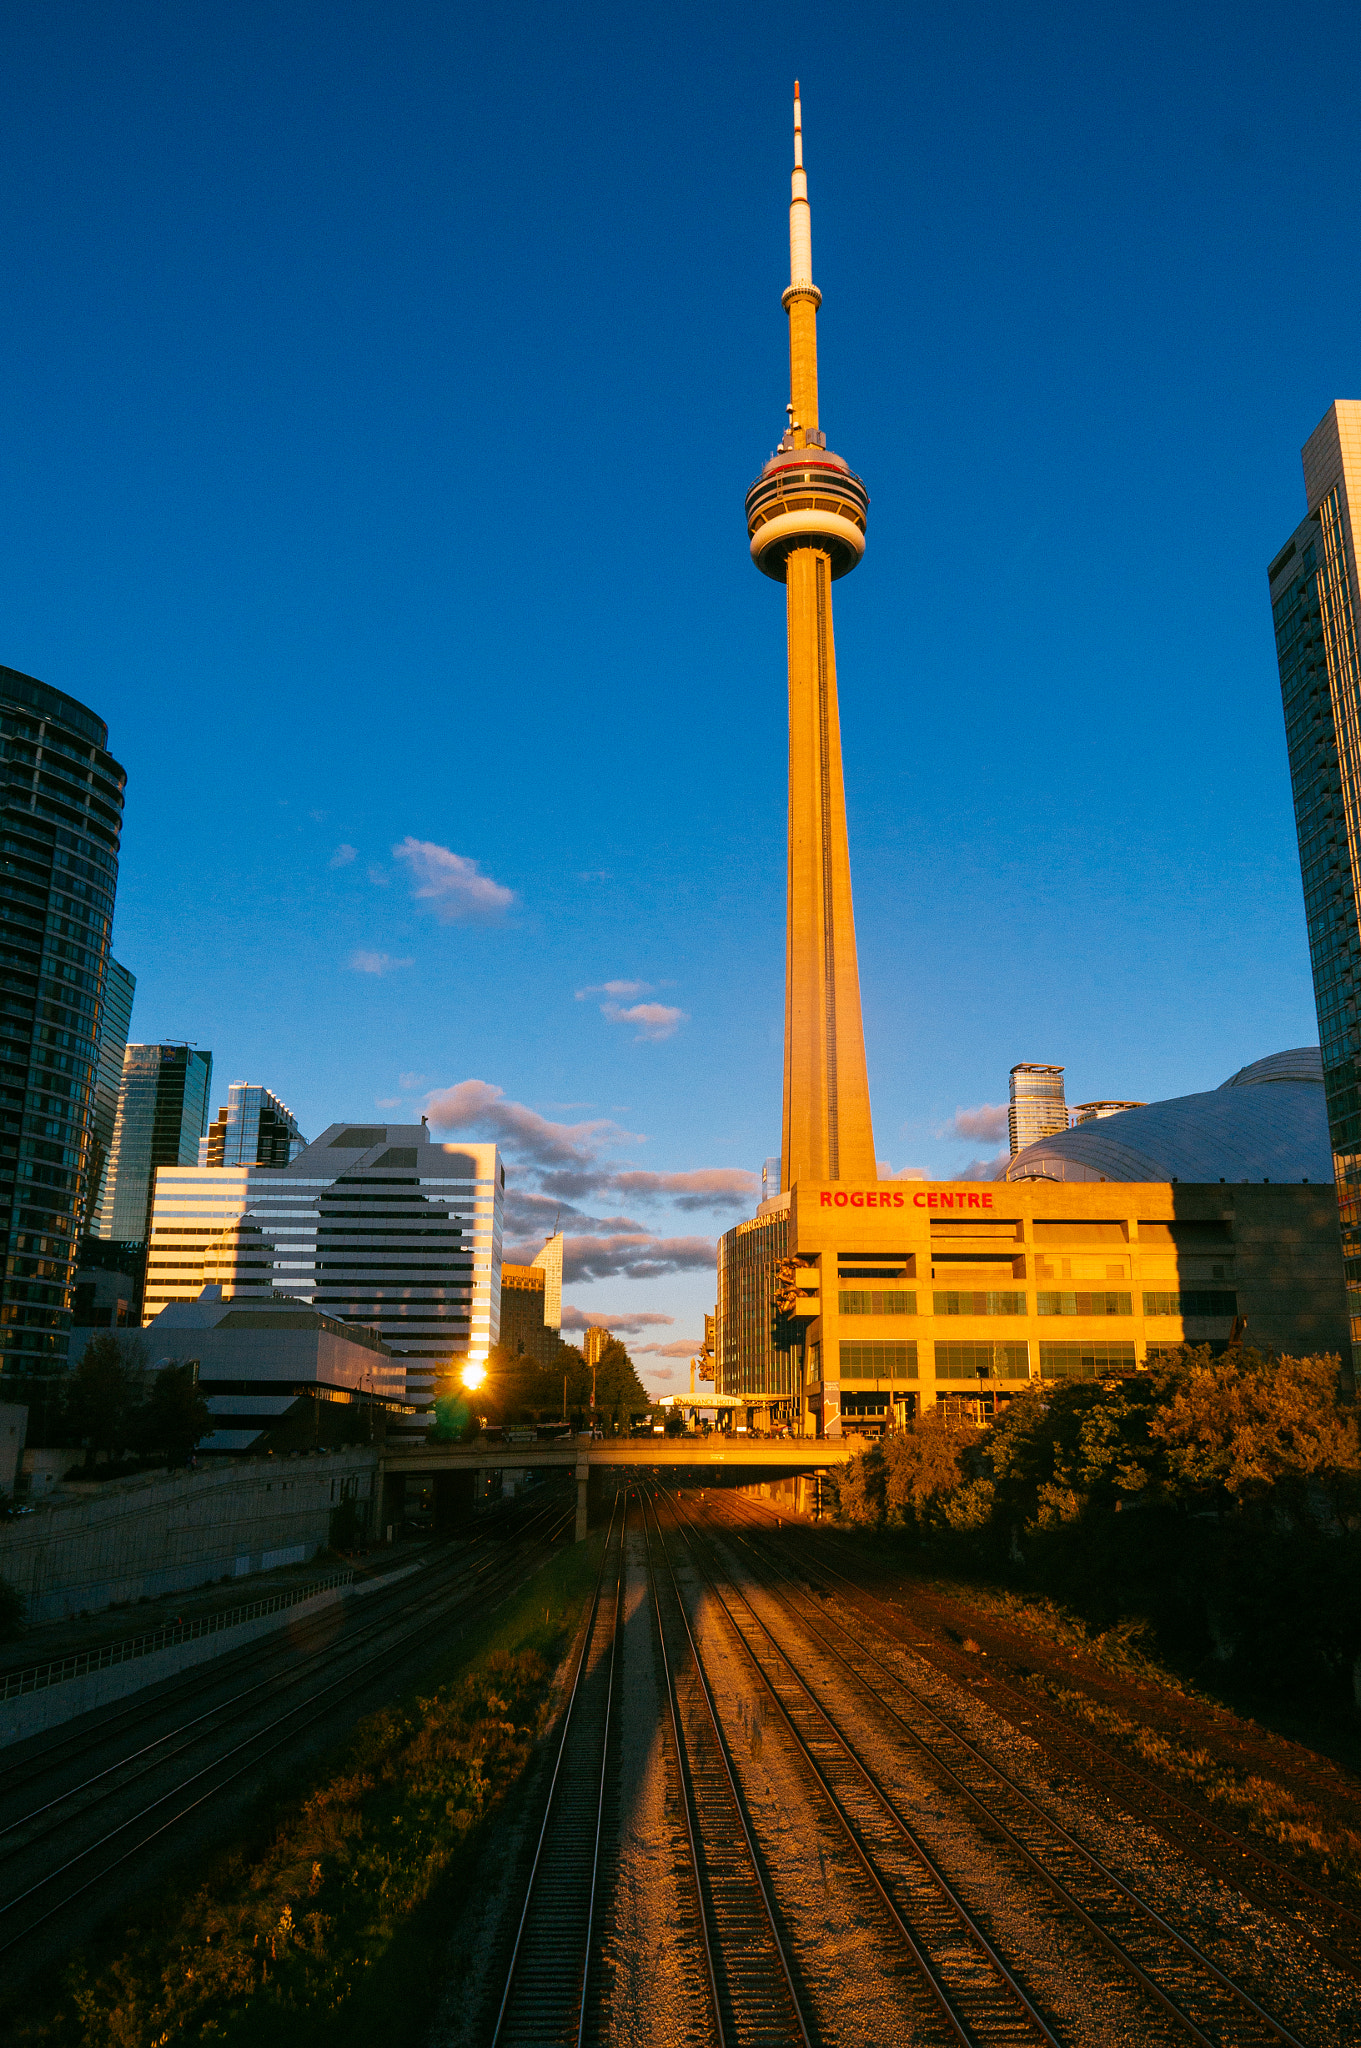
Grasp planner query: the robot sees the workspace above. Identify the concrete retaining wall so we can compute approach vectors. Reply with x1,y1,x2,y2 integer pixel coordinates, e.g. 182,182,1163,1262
0,1559,420,1746
0,1451,379,1622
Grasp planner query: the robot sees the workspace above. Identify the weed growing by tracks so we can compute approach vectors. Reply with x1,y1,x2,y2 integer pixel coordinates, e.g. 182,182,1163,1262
14,1535,602,2048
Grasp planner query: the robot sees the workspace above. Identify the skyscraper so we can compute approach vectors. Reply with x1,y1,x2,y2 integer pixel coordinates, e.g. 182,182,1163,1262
85,958,136,1230
98,1044,213,1244
200,1082,305,1167
0,666,126,1384
1270,400,1361,1355
746,83,876,1192
143,1124,503,1414
531,1229,564,1330
1009,1064,1068,1157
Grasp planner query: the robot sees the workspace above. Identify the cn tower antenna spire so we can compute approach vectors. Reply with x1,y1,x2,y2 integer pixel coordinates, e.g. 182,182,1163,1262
790,80,812,296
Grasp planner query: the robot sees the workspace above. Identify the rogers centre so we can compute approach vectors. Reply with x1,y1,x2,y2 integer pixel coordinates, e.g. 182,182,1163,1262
716,1177,1346,1440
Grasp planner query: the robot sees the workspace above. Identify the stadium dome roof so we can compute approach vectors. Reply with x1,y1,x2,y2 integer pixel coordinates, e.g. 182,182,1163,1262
1004,1047,1331,1185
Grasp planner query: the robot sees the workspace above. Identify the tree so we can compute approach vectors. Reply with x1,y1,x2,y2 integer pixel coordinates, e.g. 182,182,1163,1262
591,1337,650,1428
140,1363,210,1466
64,1335,143,1467
1147,1345,1361,1509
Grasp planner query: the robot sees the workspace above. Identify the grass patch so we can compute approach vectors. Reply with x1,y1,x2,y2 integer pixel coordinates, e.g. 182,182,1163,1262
1025,1675,1361,1898
17,1530,604,2048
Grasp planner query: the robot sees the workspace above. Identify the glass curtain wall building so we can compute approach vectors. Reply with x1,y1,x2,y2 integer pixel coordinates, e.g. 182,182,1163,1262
97,1045,212,1245
200,1083,305,1167
1271,400,1361,1362
142,1124,503,1413
715,1204,802,1420
1008,1064,1068,1157
0,665,126,1386
84,958,135,1230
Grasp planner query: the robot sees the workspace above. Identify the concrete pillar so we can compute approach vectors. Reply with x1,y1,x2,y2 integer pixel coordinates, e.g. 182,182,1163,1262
575,1454,589,1541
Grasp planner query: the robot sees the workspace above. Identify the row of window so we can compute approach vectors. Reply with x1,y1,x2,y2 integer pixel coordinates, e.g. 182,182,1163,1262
835,1340,1139,1382
838,1289,1237,1319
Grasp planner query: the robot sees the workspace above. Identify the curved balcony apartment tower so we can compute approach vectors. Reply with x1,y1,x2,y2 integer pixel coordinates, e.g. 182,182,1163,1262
746,84,876,1190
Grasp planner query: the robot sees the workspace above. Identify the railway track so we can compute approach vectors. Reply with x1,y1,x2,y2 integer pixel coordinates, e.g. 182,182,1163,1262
640,1491,813,2047
718,1489,1361,1980
0,1492,574,1970
491,1493,626,2046
671,1487,1309,2048
650,1487,1064,2048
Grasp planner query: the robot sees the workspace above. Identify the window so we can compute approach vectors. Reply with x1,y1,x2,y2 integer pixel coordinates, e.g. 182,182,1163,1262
934,1342,1029,1380
934,1291,1025,1315
839,1290,916,1315
1039,1341,1137,1379
1143,1292,1237,1317
839,1342,917,1380
1037,1292,1131,1316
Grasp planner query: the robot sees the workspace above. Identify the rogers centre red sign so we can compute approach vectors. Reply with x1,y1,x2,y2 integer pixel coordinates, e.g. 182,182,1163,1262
817,1189,995,1210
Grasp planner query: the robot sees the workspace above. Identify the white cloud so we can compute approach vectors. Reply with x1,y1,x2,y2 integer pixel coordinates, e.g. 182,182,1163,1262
329,844,357,868
375,1096,403,1108
393,837,515,923
349,950,414,976
602,1001,686,1042
367,864,389,887
576,979,653,1001
398,1071,428,1090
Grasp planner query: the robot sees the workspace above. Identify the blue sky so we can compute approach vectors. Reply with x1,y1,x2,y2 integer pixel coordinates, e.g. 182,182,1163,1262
3,2,1358,1386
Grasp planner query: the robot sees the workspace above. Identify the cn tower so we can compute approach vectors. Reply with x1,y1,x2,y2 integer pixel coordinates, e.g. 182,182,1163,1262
746,83,877,1192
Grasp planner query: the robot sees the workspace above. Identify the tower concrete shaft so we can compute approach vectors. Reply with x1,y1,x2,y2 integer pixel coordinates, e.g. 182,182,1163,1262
747,84,876,1190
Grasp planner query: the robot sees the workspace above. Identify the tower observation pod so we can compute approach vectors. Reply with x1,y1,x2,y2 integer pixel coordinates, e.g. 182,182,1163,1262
746,83,877,1191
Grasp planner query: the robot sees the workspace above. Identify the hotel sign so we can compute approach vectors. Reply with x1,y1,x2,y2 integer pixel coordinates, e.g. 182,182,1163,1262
817,1189,996,1210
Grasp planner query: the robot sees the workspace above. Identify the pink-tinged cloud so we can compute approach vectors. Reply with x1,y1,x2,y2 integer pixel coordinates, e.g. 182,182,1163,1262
949,1103,1009,1144
562,1234,716,1283
348,950,414,976
634,1338,705,1358
560,1306,675,1335
392,837,515,922
611,1167,757,1213
602,1000,686,1042
951,1151,1011,1181
424,1079,623,1169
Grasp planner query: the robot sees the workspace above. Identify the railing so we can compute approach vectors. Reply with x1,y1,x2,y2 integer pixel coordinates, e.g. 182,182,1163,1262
0,1566,355,1703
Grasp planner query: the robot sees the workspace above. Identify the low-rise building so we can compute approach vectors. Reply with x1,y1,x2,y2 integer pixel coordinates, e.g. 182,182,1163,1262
145,1291,408,1454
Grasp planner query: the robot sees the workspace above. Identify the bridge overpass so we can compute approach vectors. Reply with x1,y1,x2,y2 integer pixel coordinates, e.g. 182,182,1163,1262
378,1436,854,1540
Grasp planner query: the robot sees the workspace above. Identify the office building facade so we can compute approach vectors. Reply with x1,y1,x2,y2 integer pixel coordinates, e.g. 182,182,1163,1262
1271,400,1361,1356
1009,1064,1068,1157
142,1123,502,1411
0,665,126,1382
715,1206,803,1418
84,958,135,1231
778,1176,1345,1435
98,1044,213,1245
200,1083,305,1167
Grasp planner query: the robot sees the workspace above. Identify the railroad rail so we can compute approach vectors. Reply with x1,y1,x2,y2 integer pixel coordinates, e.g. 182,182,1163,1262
678,1489,1309,2048
0,1493,574,1970
723,1489,1361,1980
650,1487,1061,2048
639,1491,813,2047
491,1494,626,2046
